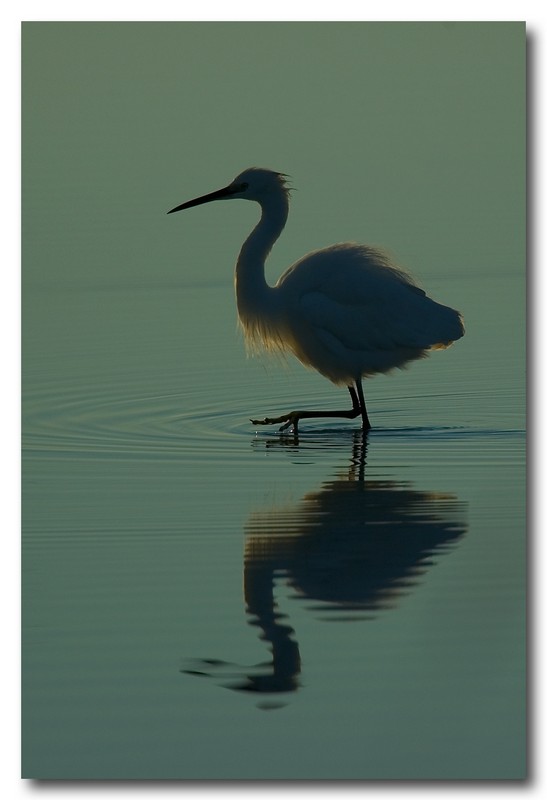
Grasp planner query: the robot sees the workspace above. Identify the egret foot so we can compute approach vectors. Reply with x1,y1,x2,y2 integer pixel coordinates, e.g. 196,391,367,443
250,412,303,432
250,382,372,432
250,407,364,433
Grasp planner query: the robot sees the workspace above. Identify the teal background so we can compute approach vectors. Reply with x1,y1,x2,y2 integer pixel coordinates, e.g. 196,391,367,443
22,22,526,779
23,21,524,289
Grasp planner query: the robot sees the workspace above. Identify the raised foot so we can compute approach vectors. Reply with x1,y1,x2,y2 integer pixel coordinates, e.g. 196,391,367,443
249,385,371,432
250,413,299,432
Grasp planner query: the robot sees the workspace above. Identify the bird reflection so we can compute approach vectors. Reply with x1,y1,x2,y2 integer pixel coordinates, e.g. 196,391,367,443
182,432,466,700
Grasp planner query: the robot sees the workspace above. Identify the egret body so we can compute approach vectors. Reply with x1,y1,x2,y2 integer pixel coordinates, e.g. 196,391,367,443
168,168,464,432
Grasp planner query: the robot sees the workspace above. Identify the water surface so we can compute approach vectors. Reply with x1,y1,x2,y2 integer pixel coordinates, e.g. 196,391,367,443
22,274,525,780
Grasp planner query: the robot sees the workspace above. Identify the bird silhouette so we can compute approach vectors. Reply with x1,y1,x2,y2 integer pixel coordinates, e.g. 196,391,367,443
169,168,464,431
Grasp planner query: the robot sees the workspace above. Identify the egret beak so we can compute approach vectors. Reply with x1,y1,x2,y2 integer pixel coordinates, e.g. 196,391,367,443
167,184,238,214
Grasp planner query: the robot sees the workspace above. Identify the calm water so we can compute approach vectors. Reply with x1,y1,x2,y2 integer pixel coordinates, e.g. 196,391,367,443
22,272,525,780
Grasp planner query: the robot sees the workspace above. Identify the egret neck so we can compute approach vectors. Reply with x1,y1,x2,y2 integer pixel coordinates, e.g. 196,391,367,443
234,189,289,325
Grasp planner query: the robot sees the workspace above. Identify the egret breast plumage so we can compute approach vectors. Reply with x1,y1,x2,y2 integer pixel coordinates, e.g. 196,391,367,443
168,167,464,432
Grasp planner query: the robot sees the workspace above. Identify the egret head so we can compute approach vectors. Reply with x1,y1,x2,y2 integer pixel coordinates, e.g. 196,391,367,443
167,167,290,214
230,168,291,200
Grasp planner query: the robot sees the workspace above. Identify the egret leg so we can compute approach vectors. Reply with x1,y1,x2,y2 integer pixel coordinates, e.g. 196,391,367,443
250,385,363,433
355,378,371,431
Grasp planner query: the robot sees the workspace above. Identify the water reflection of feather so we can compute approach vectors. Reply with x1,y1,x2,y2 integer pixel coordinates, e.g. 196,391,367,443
182,433,466,699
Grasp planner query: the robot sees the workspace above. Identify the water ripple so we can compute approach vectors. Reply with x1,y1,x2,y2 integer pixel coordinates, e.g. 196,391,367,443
23,374,524,469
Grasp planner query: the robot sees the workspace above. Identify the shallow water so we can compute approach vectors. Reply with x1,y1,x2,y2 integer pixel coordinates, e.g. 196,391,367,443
21,272,525,779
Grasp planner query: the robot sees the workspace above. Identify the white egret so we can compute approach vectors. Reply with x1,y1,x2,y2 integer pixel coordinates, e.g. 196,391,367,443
168,168,464,432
